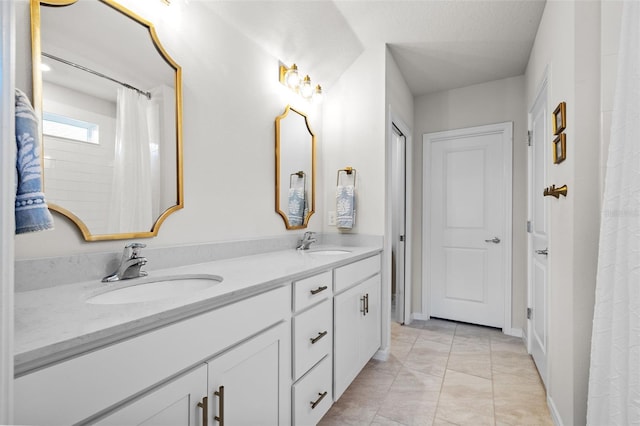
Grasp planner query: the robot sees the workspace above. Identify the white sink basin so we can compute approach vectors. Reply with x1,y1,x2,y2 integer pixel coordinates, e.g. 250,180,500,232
86,274,223,305
307,249,351,256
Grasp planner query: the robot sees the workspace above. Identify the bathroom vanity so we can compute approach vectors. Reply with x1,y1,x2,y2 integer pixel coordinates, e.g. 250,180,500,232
14,245,382,425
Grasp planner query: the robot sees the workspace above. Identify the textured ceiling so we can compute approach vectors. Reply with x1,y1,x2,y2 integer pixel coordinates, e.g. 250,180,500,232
202,0,546,96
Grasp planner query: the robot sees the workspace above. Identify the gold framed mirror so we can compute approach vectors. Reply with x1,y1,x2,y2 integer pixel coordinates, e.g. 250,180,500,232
275,105,316,229
31,0,183,241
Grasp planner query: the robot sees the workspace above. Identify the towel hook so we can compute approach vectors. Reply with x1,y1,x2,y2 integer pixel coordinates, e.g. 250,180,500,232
337,167,357,187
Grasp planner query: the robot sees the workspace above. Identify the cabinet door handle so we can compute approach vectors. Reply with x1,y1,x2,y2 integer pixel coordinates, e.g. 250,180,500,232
360,296,366,315
365,293,369,314
310,285,328,295
214,385,224,425
310,391,328,409
310,330,328,344
197,396,208,426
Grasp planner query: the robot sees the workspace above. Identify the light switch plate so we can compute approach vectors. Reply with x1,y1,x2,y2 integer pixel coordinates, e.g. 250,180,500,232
328,211,336,226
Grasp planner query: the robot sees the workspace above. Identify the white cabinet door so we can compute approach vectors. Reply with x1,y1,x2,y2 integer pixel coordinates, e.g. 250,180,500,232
94,365,208,426
207,323,290,426
333,275,381,400
361,275,381,361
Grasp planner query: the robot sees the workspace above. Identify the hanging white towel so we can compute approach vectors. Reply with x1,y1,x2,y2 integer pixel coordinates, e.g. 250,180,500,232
587,2,640,424
336,184,355,229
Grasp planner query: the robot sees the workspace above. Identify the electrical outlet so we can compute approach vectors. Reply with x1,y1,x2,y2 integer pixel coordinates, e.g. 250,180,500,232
328,211,336,226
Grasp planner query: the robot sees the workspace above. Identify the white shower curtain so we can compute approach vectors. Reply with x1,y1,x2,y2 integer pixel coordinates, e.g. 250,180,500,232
108,87,153,233
587,2,640,424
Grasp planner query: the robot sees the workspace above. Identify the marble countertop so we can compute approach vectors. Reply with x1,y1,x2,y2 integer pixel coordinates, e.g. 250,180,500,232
14,245,382,376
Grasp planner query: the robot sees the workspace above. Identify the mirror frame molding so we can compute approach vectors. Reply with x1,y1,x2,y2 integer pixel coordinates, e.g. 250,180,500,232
30,0,184,241
275,105,316,230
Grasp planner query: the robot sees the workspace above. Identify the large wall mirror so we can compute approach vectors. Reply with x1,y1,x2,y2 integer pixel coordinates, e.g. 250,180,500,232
275,105,316,229
31,0,183,241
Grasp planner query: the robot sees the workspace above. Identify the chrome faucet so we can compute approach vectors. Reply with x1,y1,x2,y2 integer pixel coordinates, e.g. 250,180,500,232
102,243,148,282
296,232,317,250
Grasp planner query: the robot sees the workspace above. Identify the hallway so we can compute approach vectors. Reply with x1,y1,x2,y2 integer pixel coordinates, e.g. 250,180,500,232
320,319,553,425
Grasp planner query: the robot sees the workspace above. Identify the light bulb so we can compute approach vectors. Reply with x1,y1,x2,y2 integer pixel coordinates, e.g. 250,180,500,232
285,64,300,90
313,84,323,103
300,75,313,99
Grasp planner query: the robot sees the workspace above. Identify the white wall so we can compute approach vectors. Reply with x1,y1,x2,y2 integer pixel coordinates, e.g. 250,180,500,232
525,1,601,424
412,75,527,330
14,0,323,259
321,45,386,236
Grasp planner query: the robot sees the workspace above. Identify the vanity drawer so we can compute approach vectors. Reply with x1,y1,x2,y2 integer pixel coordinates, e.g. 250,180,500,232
293,298,332,380
293,270,333,312
292,355,333,426
334,254,381,294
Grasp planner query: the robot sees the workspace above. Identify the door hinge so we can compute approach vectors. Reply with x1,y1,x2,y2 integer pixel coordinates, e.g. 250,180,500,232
527,221,532,233
527,307,532,320
527,130,532,146
399,235,405,242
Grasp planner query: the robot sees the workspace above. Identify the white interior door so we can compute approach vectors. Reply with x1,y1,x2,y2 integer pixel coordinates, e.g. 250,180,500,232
528,80,549,386
425,123,512,329
391,125,406,324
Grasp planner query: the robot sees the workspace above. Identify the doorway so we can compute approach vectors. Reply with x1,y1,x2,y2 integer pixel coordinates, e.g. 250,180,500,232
391,124,406,324
423,122,513,329
527,76,549,386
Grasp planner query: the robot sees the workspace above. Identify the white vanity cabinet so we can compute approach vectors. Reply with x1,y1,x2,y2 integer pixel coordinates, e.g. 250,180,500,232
94,323,290,426
291,270,333,425
14,285,291,426
333,255,381,400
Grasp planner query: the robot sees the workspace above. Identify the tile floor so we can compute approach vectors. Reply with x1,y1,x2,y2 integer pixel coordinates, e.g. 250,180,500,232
319,319,553,426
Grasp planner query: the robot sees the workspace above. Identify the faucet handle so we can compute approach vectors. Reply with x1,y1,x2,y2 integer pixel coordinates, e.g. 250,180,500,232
125,242,146,258
304,231,316,239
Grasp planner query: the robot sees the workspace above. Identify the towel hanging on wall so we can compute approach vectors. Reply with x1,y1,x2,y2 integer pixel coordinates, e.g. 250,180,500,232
288,171,306,226
14,89,54,234
336,167,356,229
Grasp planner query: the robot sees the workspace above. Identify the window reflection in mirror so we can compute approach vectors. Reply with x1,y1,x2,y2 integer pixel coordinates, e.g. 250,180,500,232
32,0,183,241
275,105,316,229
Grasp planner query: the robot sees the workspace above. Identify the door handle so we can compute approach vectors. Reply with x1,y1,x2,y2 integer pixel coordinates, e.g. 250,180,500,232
535,248,548,256
484,237,501,244
214,386,224,425
197,396,208,426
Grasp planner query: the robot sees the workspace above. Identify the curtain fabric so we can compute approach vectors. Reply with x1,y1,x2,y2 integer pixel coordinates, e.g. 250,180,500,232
108,87,153,233
587,2,640,423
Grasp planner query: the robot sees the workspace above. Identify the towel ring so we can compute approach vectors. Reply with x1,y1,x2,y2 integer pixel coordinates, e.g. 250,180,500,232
337,167,356,187
290,171,306,189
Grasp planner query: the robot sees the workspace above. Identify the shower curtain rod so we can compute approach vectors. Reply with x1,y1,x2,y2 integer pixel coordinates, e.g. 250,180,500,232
42,52,152,99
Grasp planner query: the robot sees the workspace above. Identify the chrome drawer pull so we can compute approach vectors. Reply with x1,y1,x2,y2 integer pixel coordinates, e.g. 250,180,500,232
310,285,328,295
310,331,328,344
310,391,328,409
360,296,366,315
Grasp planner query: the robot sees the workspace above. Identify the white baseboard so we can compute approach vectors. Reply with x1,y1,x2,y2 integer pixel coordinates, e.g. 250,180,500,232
504,327,523,338
411,312,429,321
548,395,563,426
373,347,389,362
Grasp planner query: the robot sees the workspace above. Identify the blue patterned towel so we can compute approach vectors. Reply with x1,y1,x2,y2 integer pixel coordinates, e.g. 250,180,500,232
288,187,306,226
336,184,355,229
15,89,54,234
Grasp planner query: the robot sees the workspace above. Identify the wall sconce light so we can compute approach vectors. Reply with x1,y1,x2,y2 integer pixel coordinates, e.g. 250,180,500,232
279,63,322,102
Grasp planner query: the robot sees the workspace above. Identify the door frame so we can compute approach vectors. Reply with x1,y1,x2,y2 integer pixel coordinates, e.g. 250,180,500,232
388,111,412,326
422,122,513,333
0,0,16,423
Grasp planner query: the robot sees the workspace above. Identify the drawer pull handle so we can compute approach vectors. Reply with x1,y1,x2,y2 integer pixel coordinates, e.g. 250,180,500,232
310,391,328,409
360,296,366,315
310,285,328,295
365,293,369,314
310,330,328,344
214,385,224,425
197,396,208,426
